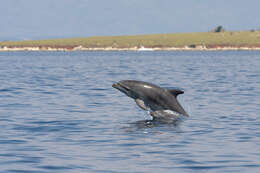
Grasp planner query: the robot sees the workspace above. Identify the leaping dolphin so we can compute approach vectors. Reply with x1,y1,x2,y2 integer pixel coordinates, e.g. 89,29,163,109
112,80,189,121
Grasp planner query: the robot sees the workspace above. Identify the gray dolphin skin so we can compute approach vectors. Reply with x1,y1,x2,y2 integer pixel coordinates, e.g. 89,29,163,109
112,80,189,121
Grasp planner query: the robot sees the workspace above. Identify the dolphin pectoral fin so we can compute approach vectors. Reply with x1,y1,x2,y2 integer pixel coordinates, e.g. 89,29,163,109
150,110,181,121
135,99,148,110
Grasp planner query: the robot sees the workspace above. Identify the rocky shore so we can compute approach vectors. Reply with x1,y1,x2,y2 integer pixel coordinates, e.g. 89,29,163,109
1,45,260,52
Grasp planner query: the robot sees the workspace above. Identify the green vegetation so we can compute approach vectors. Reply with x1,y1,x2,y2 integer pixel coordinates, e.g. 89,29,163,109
1,31,260,48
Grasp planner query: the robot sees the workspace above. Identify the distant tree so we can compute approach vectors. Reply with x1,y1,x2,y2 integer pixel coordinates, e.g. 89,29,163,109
213,25,225,32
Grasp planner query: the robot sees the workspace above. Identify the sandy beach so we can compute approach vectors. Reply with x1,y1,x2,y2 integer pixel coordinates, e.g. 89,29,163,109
1,45,260,52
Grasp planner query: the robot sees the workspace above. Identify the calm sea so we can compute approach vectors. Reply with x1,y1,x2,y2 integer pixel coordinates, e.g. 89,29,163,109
0,51,259,173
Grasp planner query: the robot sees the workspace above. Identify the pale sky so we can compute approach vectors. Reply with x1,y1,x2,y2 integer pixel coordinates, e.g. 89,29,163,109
1,0,259,40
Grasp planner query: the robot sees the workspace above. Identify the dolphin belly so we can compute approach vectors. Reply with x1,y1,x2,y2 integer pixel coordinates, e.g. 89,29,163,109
150,110,182,122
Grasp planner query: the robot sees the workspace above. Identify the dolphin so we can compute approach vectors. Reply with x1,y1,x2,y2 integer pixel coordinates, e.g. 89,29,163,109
112,80,189,121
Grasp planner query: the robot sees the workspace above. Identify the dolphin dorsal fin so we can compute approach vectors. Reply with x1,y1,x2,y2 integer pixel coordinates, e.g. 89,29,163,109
167,89,184,97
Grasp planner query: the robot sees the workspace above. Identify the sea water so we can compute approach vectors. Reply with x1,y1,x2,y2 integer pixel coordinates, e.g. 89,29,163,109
0,51,259,172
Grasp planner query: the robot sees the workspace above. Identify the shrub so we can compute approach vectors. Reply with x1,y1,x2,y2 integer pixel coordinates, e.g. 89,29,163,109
214,26,225,32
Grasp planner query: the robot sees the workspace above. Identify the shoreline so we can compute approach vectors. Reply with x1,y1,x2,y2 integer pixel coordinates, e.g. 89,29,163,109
1,45,260,52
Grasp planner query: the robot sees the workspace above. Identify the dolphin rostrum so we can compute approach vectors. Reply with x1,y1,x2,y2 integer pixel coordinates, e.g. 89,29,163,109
112,80,189,121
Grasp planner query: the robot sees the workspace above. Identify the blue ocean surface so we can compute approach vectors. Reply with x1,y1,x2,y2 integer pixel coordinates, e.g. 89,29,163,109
0,51,259,173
